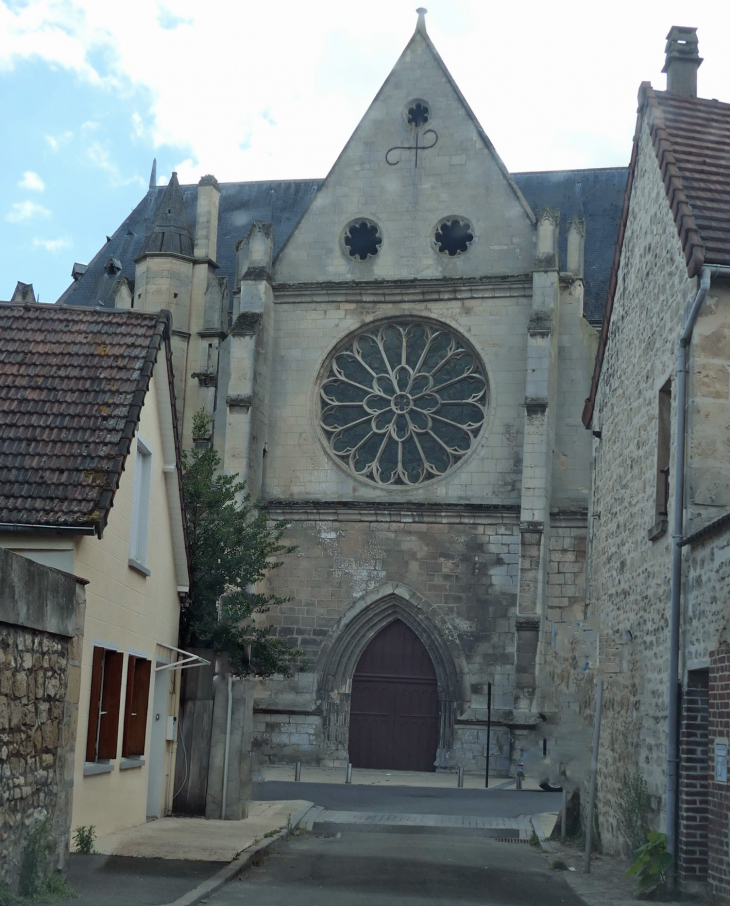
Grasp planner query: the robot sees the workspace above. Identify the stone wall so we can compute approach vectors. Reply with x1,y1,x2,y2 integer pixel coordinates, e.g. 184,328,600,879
0,548,85,890
584,111,730,866
253,507,520,771
582,118,697,853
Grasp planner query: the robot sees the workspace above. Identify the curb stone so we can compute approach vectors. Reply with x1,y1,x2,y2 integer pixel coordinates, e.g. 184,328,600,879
161,801,315,906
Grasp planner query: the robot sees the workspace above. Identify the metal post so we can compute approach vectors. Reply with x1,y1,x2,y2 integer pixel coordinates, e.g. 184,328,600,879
345,763,352,784
294,761,301,782
584,679,604,873
485,681,492,788
221,674,232,820
458,766,464,788
561,788,567,842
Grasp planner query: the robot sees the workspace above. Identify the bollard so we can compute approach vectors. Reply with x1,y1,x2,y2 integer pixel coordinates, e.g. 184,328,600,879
458,766,464,788
561,788,567,842
516,760,524,791
346,763,352,784
294,761,301,782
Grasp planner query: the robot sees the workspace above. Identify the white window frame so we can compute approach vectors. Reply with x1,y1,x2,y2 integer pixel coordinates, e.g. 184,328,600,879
129,436,152,575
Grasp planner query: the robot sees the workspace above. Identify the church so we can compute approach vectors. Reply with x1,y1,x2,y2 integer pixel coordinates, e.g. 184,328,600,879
56,10,625,775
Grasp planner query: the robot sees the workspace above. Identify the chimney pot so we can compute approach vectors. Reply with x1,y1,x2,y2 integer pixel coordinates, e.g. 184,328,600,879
662,26,702,98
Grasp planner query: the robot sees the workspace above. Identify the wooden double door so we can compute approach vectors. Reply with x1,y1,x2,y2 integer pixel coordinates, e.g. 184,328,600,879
348,619,439,772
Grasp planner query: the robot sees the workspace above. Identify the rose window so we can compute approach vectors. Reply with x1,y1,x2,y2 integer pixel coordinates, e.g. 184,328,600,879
319,320,487,486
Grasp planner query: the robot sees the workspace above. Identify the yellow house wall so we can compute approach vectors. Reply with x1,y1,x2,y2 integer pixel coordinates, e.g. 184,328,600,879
0,370,183,839
69,371,182,838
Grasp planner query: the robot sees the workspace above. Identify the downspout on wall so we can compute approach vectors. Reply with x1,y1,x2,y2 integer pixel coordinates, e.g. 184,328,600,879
666,264,730,860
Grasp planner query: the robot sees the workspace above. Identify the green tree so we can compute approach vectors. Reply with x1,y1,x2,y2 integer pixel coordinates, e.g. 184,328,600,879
180,411,304,676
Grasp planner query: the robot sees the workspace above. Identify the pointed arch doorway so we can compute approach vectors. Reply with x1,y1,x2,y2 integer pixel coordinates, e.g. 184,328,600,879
348,619,439,772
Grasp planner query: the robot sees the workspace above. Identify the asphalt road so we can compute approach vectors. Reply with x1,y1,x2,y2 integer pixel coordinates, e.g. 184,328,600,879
67,853,225,906
208,830,584,906
253,781,560,818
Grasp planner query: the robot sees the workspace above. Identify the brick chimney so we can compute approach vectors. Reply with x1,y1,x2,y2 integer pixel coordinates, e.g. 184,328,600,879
662,26,702,98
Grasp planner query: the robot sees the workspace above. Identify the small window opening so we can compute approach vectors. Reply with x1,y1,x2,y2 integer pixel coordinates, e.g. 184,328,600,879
435,217,474,256
542,737,548,757
173,292,178,299
406,100,430,128
130,437,152,569
656,380,672,518
344,220,382,260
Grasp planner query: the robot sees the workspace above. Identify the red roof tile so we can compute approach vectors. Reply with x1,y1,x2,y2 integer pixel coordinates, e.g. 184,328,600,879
0,304,171,533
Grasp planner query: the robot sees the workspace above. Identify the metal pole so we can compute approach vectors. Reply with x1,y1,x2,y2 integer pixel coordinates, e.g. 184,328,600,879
458,766,464,788
584,679,604,873
345,763,352,784
294,761,301,782
561,788,567,842
485,681,492,788
221,674,232,820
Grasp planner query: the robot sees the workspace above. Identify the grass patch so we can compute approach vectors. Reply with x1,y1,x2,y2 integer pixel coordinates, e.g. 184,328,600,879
550,859,569,871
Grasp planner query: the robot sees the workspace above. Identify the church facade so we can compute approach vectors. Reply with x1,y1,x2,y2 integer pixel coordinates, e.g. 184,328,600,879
58,12,625,774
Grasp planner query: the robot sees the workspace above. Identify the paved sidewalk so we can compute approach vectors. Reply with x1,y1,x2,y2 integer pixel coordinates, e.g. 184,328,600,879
540,840,703,906
258,763,542,790
93,800,312,861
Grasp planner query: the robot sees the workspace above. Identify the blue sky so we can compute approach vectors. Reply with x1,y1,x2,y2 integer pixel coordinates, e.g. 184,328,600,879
2,0,729,304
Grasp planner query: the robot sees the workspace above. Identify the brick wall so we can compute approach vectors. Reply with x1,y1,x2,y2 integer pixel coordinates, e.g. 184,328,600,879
708,644,730,905
678,669,709,883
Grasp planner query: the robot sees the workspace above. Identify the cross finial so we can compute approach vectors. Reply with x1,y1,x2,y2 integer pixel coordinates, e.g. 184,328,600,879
416,7,427,34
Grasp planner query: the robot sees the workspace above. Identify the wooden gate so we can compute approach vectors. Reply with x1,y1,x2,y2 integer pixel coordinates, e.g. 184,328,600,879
348,620,438,772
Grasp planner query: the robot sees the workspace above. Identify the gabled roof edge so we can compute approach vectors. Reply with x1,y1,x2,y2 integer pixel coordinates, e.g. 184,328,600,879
582,87,647,428
581,82,706,428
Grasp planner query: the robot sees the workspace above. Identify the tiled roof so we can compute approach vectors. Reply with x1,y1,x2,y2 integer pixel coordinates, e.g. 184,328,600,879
0,304,171,533
582,83,730,427
649,88,730,273
56,171,626,323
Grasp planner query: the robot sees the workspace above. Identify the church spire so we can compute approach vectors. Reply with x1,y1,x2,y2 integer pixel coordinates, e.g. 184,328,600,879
416,7,428,34
138,172,194,258
149,158,157,189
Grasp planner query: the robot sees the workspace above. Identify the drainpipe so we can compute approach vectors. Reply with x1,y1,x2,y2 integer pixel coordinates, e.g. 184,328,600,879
665,265,730,858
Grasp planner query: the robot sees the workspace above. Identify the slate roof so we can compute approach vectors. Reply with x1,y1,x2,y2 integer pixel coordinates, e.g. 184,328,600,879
138,172,194,258
56,169,627,323
0,304,172,534
513,168,627,323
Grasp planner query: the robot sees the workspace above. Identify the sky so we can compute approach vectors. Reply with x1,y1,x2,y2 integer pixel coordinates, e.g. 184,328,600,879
1,0,729,304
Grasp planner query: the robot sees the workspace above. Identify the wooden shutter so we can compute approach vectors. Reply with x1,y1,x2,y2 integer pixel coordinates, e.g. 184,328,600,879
85,647,104,762
122,657,152,757
97,650,124,759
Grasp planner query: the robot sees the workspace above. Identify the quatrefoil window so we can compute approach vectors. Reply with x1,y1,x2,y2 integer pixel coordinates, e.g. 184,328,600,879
435,217,474,256
406,99,430,129
343,219,382,260
319,320,487,486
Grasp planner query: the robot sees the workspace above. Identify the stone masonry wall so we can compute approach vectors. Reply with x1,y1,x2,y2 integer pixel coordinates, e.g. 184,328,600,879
584,119,697,854
253,510,519,769
0,551,85,890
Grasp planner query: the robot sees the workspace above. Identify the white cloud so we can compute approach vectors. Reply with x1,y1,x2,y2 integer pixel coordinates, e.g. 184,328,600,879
6,201,51,223
32,236,72,253
81,120,99,131
45,131,73,152
86,140,145,187
2,0,730,181
18,171,45,192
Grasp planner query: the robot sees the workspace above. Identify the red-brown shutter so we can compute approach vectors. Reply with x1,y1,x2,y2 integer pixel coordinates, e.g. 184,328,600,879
97,650,124,759
122,658,152,757
85,647,104,762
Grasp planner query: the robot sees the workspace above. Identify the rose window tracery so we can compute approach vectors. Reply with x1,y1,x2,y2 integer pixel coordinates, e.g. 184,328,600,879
319,320,487,486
